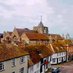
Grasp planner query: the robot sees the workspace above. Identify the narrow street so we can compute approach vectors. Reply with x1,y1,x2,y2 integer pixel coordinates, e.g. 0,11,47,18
48,61,73,73
60,61,73,73
60,65,73,73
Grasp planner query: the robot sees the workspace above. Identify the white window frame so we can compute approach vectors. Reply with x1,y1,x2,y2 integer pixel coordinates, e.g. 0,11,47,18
52,58,55,62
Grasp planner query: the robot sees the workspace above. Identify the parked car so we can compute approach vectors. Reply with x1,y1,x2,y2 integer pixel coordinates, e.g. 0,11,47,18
51,67,60,73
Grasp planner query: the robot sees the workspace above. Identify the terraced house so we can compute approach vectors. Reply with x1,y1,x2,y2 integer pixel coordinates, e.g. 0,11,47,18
24,45,52,73
0,44,29,73
1,21,63,45
47,42,67,64
1,31,12,43
59,39,73,61
0,43,53,73
21,32,49,45
0,21,71,73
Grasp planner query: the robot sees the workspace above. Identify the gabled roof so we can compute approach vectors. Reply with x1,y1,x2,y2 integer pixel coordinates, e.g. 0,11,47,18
24,32,49,40
15,28,37,36
15,28,29,36
25,45,52,64
0,43,29,62
57,40,72,46
47,42,66,53
48,34,64,40
64,39,72,45
57,40,73,52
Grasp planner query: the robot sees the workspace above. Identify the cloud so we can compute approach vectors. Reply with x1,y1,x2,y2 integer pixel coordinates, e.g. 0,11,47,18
0,0,73,37
0,0,54,18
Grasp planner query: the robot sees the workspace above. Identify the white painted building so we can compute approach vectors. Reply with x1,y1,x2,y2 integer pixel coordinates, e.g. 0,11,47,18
0,56,29,73
0,44,29,73
40,56,51,73
48,44,67,64
28,56,51,73
25,45,52,73
50,52,66,64
28,61,40,73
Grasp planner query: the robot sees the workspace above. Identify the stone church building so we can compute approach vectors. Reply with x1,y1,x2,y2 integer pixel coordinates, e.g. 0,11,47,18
33,21,48,34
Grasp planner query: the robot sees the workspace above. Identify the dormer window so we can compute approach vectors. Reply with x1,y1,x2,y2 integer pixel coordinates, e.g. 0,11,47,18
0,62,4,71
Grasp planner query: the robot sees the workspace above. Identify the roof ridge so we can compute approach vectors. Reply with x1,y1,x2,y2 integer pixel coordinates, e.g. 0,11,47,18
50,44,55,53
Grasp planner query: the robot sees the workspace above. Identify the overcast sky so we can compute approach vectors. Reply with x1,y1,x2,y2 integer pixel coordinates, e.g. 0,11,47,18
0,0,73,37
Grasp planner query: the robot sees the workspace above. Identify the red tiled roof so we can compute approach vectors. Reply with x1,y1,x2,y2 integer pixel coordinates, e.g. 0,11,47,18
0,44,29,62
47,42,66,53
24,32,49,40
25,45,52,64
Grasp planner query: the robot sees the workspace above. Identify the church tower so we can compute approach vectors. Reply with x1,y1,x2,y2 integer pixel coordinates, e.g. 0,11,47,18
33,17,49,34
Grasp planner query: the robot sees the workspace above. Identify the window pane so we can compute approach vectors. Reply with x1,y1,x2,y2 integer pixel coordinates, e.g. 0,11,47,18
0,62,4,71
12,72,15,73
20,57,25,63
20,67,24,73
12,59,15,67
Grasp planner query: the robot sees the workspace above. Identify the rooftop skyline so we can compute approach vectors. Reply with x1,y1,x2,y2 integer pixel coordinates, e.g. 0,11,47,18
0,0,73,37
